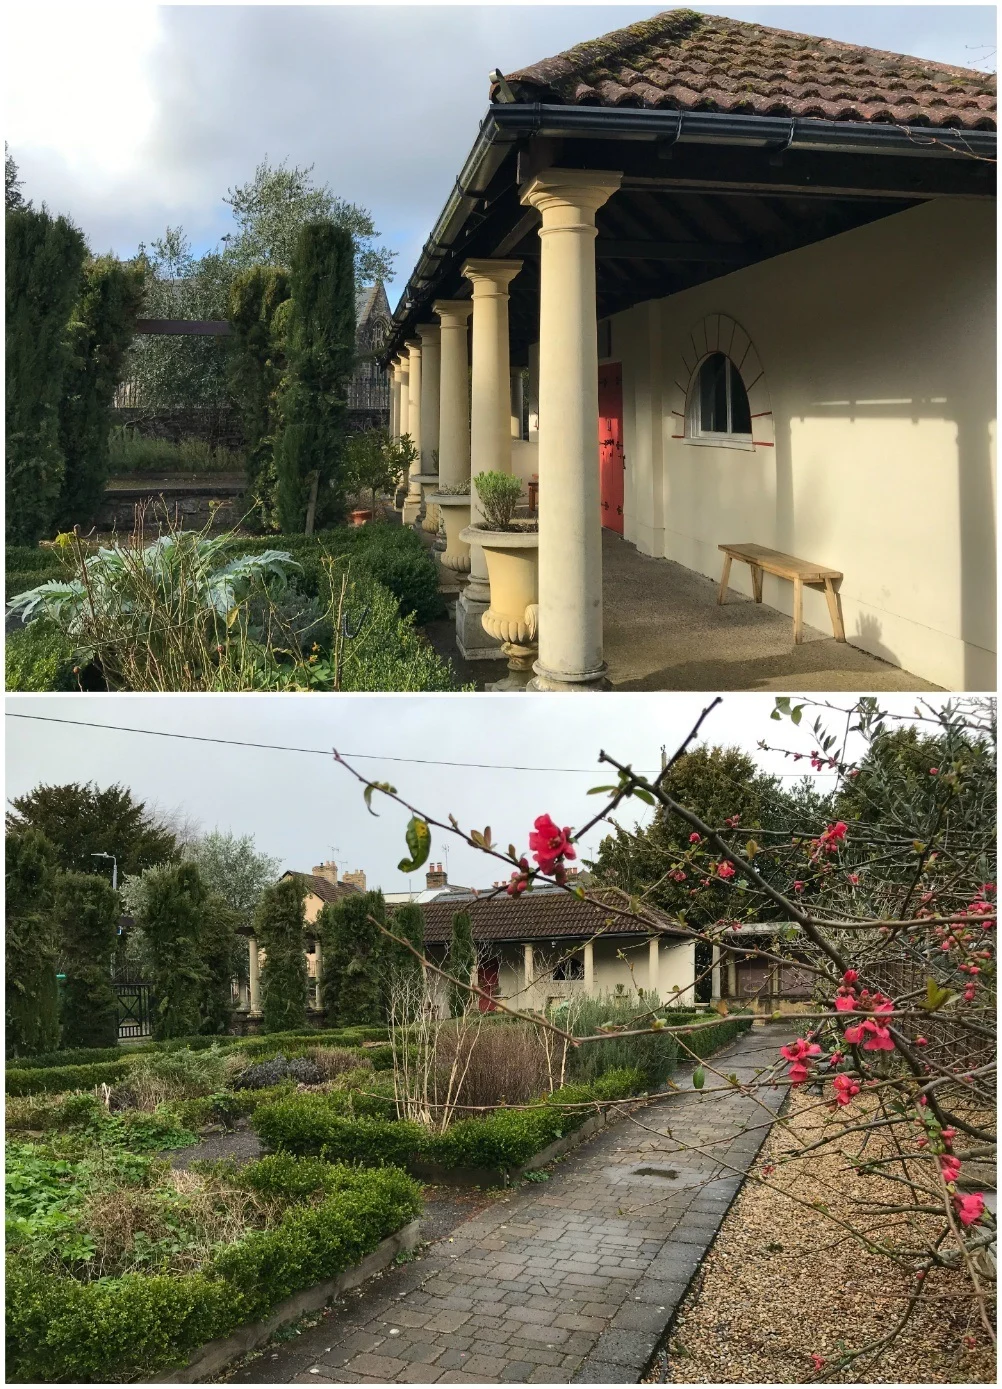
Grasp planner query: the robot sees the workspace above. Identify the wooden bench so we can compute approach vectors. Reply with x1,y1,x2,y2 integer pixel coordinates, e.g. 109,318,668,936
717,543,845,645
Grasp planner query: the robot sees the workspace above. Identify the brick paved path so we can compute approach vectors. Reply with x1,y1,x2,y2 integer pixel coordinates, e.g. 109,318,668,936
226,1026,794,1385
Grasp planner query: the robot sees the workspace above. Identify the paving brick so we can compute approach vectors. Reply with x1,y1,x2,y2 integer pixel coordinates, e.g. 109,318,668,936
343,1353,408,1378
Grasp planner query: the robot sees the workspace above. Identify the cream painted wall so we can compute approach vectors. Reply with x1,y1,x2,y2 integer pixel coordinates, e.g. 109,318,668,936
613,197,996,691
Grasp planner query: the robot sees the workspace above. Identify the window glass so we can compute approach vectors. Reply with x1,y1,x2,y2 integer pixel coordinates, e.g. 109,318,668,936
698,352,728,433
728,359,752,435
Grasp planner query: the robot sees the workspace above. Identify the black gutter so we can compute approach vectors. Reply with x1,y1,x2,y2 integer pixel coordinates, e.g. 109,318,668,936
383,102,996,362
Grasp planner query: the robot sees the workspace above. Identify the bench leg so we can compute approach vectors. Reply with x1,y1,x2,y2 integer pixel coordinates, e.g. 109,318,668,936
793,577,804,644
824,577,846,642
717,555,732,605
751,565,763,603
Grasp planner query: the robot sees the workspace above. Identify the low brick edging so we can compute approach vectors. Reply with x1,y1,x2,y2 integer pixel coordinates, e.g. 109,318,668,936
147,1219,421,1384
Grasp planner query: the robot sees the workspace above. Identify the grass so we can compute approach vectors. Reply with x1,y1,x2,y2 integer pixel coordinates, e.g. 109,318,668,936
107,427,246,477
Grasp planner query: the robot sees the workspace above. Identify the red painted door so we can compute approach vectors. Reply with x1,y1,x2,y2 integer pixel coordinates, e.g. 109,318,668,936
478,959,501,1012
598,363,624,534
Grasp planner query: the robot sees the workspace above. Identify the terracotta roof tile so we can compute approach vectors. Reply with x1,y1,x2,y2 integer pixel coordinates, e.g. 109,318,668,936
501,9,996,130
287,871,362,905
403,887,684,945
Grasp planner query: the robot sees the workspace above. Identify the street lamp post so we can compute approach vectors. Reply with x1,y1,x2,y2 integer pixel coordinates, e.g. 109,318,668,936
91,852,118,891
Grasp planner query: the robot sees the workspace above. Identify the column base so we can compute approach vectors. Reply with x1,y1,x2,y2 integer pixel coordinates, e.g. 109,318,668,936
456,591,503,660
402,498,421,525
487,643,536,691
527,659,610,692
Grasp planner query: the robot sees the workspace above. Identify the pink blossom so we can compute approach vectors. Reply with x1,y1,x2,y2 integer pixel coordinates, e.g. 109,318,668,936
842,969,859,985
940,1154,962,1184
781,1038,822,1064
832,1073,860,1105
929,767,939,775
788,1061,810,1085
834,993,857,1012
689,832,701,843
529,814,576,873
717,861,736,880
953,1192,985,1227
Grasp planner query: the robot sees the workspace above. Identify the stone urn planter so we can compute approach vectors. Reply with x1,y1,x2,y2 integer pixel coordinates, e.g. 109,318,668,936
430,493,472,574
349,507,373,527
459,522,539,691
413,473,441,534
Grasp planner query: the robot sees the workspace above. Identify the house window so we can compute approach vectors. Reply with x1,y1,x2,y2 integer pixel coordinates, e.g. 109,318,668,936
689,353,752,442
553,953,585,981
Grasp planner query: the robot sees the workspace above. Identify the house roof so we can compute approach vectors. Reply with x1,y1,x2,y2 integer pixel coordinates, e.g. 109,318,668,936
410,887,685,945
284,871,362,905
498,9,996,130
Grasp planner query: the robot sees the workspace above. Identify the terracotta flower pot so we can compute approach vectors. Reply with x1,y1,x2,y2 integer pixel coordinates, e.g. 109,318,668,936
429,493,472,573
350,508,372,527
459,523,539,690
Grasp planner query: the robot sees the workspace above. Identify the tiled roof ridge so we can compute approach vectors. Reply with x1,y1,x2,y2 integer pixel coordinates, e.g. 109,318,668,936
500,8,996,130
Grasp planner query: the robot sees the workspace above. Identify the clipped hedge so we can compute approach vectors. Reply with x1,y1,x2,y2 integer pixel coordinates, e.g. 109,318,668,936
678,1015,753,1060
6,1160,421,1383
5,1057,135,1097
4,621,78,692
254,1095,424,1166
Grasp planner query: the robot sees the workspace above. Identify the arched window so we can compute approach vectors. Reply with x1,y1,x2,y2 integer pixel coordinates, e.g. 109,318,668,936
689,352,752,441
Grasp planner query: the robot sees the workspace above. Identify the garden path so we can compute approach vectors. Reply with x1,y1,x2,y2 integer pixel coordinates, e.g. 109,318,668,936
222,1025,795,1385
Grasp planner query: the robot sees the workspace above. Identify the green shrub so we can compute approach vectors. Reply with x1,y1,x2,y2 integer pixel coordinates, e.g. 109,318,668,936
241,1152,334,1200
254,1094,423,1166
255,876,309,1033
107,428,245,477
6,827,61,1058
5,1058,135,1097
55,872,121,1049
6,205,88,544
682,1015,753,1059
473,470,523,531
4,620,78,691
562,995,680,1090
317,889,388,1025
448,910,476,1017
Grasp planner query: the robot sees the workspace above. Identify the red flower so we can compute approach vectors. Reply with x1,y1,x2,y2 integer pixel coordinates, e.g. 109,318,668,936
717,861,736,880
940,1154,962,1184
832,1073,860,1105
689,832,701,843
811,1354,825,1371
528,814,576,873
781,1038,822,1064
953,1192,985,1227
844,1019,894,1051
929,767,939,775
842,969,859,985
788,1061,810,1085
793,880,805,893
834,993,857,1012
847,872,860,885
914,1036,928,1047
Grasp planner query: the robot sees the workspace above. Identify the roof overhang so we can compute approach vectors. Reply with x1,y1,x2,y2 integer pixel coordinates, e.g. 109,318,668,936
384,102,995,365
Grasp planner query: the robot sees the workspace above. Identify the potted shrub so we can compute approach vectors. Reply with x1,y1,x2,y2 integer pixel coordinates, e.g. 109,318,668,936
459,471,538,691
427,480,472,574
343,429,398,526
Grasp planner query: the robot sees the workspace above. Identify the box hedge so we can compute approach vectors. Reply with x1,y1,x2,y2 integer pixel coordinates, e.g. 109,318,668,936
5,1160,421,1383
5,1057,136,1097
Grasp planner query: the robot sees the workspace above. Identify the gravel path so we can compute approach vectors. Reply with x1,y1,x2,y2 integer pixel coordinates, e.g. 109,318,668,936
654,1088,996,1384
165,1126,264,1171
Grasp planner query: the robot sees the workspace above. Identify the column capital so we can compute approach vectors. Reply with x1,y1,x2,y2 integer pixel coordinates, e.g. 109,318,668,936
520,168,622,221
415,321,440,343
404,338,422,355
434,298,474,326
462,258,523,293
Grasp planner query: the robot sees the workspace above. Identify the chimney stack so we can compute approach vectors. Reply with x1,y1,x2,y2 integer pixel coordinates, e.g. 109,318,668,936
341,868,367,893
312,861,339,885
425,862,447,890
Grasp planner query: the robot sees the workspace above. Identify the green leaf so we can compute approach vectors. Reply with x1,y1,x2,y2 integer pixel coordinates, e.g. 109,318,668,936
363,780,396,816
790,705,803,725
587,785,619,795
571,885,586,901
632,788,655,805
692,1067,705,1090
923,978,952,1012
398,816,431,873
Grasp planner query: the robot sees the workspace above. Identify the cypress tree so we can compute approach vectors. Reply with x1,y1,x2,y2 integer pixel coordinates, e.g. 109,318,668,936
5,828,61,1057
201,894,240,1035
55,871,121,1050
5,206,87,543
57,255,145,527
448,910,477,1017
228,265,291,532
389,901,425,984
137,862,210,1040
275,221,355,532
255,876,308,1033
317,889,387,1025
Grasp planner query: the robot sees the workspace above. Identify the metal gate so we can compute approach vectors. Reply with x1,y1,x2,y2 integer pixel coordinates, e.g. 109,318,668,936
114,981,153,1039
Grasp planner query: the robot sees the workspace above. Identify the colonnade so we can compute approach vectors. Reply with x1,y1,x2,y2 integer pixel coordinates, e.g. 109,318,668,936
385,167,622,691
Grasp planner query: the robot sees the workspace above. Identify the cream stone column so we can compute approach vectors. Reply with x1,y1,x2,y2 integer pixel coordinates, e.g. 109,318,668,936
520,169,622,691
510,368,524,440
711,944,722,1002
388,361,400,439
527,343,540,443
648,937,661,1000
432,300,474,574
583,938,595,995
397,358,410,438
248,935,262,1017
402,340,423,525
455,258,522,659
726,954,737,999
314,939,324,1010
523,942,534,1002
415,323,442,533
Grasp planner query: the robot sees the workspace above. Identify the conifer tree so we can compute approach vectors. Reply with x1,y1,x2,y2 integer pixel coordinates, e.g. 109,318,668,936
254,876,308,1033
448,910,476,1017
6,207,87,542
275,221,355,532
228,265,291,531
388,901,425,986
55,871,121,1049
137,862,210,1039
5,828,61,1057
57,256,145,527
317,888,387,1025
201,895,240,1035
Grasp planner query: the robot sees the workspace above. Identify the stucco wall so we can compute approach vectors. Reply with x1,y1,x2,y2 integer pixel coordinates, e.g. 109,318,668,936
613,197,996,690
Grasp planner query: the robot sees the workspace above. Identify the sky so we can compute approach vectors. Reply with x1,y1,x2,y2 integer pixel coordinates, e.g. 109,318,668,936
5,692,951,893
6,4,996,306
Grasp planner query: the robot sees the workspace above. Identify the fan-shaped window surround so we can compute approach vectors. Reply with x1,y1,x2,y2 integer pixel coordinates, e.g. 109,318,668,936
668,314,774,454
